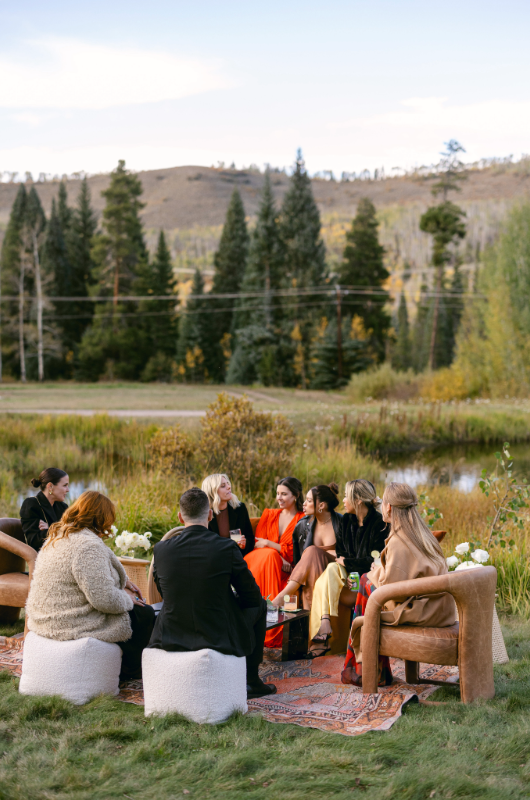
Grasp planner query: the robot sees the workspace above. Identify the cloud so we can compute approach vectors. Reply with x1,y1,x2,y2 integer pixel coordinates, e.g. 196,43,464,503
0,37,229,110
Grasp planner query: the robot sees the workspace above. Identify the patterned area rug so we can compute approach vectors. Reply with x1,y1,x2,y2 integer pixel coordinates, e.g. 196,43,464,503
0,637,459,737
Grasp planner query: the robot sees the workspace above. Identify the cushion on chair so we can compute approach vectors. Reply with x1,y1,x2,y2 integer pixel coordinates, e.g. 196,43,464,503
142,647,248,723
19,632,122,705
0,572,29,606
377,622,459,666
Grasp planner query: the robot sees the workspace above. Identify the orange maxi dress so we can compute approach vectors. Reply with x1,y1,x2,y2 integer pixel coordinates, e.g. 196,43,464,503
245,508,305,647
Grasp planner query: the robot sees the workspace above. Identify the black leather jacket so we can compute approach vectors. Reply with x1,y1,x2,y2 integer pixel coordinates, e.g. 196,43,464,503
292,511,343,566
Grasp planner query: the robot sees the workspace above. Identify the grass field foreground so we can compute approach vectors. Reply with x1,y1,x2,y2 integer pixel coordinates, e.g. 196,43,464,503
0,617,528,800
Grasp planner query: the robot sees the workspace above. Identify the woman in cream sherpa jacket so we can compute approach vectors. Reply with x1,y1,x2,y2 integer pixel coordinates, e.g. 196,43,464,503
27,527,134,643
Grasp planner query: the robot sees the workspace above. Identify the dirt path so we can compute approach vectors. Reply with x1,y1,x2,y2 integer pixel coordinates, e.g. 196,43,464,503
7,409,206,417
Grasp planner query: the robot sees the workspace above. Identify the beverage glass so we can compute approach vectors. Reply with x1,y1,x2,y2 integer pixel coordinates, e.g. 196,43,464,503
283,595,298,611
229,529,242,543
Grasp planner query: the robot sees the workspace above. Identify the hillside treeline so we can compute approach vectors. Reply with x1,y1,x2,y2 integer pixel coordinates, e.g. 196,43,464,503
0,150,477,387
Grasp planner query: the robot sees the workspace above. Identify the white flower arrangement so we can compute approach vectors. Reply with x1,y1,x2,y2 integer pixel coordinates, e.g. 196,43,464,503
112,529,153,557
446,542,490,571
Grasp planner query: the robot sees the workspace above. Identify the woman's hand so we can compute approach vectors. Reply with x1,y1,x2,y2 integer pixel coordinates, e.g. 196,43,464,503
281,558,292,573
237,536,247,550
335,556,345,566
38,520,49,532
125,583,145,606
125,579,144,602
254,538,269,549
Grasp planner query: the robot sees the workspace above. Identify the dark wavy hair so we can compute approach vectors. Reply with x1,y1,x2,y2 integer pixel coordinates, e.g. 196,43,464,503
277,476,304,513
311,482,340,512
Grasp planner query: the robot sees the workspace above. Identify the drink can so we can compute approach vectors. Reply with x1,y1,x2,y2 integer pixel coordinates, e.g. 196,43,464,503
348,572,360,591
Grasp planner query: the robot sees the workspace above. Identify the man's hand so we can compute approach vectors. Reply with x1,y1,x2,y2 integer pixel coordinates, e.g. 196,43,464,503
38,520,49,532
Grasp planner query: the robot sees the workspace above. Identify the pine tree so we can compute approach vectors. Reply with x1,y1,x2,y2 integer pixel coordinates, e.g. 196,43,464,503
279,150,327,387
412,278,431,372
310,316,372,389
227,174,285,385
67,178,98,345
42,198,71,371
137,230,179,381
22,188,47,380
176,269,221,382
0,185,27,379
392,291,411,371
419,201,466,370
209,189,249,376
76,161,149,380
339,198,390,360
57,181,73,233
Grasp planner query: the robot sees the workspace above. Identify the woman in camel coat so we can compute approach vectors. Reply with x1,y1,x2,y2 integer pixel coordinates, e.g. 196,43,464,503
341,481,456,686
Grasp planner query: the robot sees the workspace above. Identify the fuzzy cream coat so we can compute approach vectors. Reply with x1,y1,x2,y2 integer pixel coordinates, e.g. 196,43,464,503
26,529,133,642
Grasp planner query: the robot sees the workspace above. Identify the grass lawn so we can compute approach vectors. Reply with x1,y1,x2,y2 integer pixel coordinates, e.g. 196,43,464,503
0,617,529,800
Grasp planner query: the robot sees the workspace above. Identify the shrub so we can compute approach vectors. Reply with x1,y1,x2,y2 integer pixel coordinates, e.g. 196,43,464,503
197,393,297,502
420,366,481,401
147,425,195,476
346,363,423,402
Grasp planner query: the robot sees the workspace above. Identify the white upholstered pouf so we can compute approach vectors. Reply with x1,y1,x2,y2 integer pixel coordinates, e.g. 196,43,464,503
19,632,122,705
142,648,248,723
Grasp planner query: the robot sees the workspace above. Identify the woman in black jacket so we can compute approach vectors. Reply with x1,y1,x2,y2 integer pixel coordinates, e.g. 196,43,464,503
309,479,389,655
20,467,69,552
271,483,342,610
202,473,255,556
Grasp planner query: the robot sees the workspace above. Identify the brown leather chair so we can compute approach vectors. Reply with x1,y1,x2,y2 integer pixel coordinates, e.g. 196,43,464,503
353,565,497,704
0,518,38,627
250,518,259,534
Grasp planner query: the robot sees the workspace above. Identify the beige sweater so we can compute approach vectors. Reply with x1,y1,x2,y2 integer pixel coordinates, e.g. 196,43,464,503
26,529,133,643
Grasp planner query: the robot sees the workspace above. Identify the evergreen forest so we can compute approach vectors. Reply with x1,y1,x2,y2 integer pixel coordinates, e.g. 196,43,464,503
0,145,515,395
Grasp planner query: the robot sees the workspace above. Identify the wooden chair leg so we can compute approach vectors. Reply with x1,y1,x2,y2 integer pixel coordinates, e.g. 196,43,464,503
405,660,419,683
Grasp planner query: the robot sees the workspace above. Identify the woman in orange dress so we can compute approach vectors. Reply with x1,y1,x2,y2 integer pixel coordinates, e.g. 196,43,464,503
245,477,305,647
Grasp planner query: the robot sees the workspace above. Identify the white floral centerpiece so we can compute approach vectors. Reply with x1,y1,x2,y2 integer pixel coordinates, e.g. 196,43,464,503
446,541,490,571
109,526,153,558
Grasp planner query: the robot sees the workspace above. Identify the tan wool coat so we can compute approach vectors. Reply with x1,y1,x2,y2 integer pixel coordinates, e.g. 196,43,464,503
367,531,456,627
352,530,456,662
26,528,133,643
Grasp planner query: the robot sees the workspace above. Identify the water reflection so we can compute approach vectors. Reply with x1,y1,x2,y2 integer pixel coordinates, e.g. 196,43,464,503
384,442,530,493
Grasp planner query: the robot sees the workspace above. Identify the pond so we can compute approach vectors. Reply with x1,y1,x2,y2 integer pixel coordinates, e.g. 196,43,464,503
384,442,530,493
15,442,530,506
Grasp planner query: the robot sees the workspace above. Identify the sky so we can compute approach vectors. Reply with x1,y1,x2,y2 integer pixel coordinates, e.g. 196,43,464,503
1,0,530,179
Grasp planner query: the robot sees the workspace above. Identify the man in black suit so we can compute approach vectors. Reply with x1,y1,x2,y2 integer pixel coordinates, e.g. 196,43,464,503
148,487,276,699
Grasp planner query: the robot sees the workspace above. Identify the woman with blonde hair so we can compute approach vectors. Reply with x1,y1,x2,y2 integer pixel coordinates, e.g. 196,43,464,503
308,479,389,657
26,491,155,681
341,482,456,686
202,473,254,555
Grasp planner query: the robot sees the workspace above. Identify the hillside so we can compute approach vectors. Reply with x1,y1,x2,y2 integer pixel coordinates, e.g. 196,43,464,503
1,161,530,278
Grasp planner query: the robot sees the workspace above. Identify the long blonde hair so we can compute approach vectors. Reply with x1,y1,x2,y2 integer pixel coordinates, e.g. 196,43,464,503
201,473,241,516
44,490,115,548
383,482,444,565
345,479,380,510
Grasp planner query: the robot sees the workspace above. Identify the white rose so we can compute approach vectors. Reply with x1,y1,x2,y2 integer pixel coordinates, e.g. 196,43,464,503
144,532,152,539
471,549,489,564
446,555,460,569
454,561,482,571
130,533,141,546
114,534,125,550
455,542,470,555
110,525,118,536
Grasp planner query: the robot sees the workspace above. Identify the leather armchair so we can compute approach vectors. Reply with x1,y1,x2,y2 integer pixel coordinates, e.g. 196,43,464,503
0,518,38,627
354,565,497,703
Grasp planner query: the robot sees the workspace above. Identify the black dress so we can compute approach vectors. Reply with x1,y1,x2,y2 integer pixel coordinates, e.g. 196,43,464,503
208,502,255,555
20,492,68,552
336,506,390,576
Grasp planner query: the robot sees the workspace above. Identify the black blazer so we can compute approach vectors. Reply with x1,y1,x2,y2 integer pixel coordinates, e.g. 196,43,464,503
292,510,343,566
149,525,264,657
208,501,255,555
20,492,68,552
337,507,390,576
